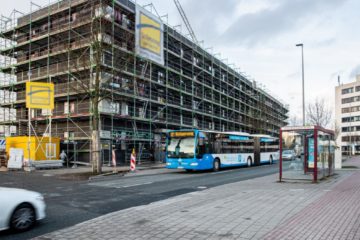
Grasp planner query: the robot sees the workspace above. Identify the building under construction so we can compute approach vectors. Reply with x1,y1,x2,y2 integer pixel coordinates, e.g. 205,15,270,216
0,0,288,165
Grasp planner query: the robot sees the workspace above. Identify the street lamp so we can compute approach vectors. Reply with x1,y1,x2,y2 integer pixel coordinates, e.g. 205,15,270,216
296,43,305,126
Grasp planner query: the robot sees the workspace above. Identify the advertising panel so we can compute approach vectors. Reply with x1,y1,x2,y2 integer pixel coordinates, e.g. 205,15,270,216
135,5,164,65
308,138,314,168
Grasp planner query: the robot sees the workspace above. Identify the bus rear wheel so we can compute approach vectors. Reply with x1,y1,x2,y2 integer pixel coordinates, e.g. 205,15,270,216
213,159,220,172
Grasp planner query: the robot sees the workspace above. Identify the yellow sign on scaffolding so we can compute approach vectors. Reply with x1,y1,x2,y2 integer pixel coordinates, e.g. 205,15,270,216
135,5,164,65
139,13,162,55
26,82,54,109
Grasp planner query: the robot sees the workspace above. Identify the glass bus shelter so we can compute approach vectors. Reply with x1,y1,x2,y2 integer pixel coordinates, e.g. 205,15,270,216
279,126,335,183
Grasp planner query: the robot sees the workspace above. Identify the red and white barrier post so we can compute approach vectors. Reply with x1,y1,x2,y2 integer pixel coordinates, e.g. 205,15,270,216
130,148,136,172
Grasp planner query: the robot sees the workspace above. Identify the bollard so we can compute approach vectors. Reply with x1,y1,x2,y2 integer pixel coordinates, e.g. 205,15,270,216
130,148,136,172
112,148,117,173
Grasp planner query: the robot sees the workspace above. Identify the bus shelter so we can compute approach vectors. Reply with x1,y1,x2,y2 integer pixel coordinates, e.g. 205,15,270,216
279,126,335,183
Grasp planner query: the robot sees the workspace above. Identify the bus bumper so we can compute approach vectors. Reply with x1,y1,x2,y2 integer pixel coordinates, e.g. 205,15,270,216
166,159,209,170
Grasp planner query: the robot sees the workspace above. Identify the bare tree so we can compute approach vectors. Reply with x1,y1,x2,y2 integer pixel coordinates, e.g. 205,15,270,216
333,121,341,141
306,98,332,128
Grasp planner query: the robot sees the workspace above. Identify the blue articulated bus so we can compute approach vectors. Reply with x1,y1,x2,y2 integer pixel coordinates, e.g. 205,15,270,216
166,130,255,171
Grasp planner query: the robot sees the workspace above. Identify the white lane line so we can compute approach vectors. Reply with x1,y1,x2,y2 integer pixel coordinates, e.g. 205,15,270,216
118,182,154,188
211,169,236,175
197,186,207,189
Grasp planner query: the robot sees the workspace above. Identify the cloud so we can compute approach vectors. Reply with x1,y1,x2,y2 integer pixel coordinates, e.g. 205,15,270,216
311,38,336,48
286,71,300,79
181,0,240,42
349,65,360,79
218,0,348,47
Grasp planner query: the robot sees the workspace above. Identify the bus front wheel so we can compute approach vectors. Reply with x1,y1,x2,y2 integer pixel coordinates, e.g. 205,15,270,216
213,159,220,172
247,157,252,167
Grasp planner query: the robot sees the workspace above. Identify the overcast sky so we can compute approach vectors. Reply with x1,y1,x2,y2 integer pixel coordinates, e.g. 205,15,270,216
3,0,360,123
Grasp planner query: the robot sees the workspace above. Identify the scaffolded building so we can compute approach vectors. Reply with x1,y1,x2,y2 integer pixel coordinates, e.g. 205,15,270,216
0,0,288,165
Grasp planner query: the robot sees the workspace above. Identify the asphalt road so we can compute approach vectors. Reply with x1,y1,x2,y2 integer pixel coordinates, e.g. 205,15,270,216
0,163,283,240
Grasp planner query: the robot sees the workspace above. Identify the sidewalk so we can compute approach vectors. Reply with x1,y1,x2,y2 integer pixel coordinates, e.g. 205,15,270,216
34,161,360,240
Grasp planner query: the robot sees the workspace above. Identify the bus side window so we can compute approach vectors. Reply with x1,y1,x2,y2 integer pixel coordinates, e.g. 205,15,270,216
206,140,213,153
214,140,221,154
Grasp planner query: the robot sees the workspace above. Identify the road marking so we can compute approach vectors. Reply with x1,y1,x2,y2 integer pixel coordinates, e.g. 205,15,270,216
211,171,226,175
197,186,207,189
117,182,154,188
289,189,304,191
210,169,236,175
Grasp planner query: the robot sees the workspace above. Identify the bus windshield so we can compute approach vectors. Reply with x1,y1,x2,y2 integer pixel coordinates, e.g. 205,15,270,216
167,137,195,158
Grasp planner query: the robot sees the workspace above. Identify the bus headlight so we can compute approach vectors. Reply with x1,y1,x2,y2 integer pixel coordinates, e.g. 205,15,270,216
166,162,171,166
190,163,198,166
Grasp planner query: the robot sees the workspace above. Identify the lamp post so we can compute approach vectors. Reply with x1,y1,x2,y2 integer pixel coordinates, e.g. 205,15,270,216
296,43,305,126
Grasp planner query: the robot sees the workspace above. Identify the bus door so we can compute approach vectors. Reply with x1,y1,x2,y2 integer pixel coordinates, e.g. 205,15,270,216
254,137,261,166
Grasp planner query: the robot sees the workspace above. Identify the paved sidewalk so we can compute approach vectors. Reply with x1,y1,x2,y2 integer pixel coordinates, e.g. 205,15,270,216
35,164,360,240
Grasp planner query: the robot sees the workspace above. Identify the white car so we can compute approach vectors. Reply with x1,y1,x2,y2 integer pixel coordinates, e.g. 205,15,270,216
282,150,296,161
0,187,46,232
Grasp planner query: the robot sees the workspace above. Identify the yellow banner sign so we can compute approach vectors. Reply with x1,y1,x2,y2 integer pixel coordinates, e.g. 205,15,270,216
136,5,164,65
26,82,54,109
139,13,161,55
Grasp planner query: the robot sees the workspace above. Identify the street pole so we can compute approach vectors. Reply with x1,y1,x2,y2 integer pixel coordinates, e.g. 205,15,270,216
296,43,305,126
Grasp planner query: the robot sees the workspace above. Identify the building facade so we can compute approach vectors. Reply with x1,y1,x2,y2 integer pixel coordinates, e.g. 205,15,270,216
335,75,360,166
0,0,288,165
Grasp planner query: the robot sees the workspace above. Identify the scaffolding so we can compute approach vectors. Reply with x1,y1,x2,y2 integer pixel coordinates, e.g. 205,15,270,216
0,0,288,166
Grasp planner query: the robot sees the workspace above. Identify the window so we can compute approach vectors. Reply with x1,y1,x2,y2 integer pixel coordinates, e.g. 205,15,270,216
158,72,164,83
342,87,353,94
41,109,52,116
342,116,360,122
342,97,353,104
342,106,360,113
64,102,75,114
356,86,360,92
342,96,360,104
64,131,75,140
342,136,360,142
46,143,56,158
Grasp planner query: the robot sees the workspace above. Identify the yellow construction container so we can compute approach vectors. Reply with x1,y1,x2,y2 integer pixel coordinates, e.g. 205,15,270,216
5,136,60,162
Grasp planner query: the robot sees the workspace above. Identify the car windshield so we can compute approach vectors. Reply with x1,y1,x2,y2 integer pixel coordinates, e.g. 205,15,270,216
167,137,195,158
283,150,293,154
